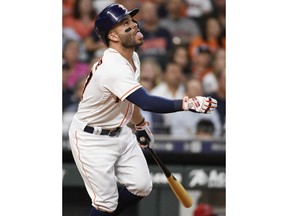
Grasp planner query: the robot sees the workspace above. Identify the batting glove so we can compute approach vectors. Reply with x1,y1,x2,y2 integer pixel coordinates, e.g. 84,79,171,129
182,96,217,114
135,123,154,149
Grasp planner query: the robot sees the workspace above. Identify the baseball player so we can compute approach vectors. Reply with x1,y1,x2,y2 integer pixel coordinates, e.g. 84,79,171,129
68,3,217,216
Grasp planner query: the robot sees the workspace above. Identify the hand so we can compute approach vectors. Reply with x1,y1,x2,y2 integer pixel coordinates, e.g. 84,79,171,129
182,96,217,114
135,123,154,149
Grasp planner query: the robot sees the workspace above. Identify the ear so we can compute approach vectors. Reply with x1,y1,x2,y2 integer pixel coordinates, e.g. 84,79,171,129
108,32,120,43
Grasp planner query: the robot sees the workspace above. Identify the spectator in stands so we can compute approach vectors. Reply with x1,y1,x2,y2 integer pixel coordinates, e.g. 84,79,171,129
211,0,226,33
170,45,192,75
195,119,215,139
63,39,90,89
87,48,105,73
183,0,214,35
63,76,87,144
63,0,75,19
184,0,214,18
139,0,168,18
209,68,226,135
151,62,185,100
159,0,201,46
62,62,74,112
91,0,114,14
188,16,225,61
139,57,166,134
83,29,106,63
170,77,222,137
151,62,186,133
115,0,141,12
155,0,169,18
190,45,218,95
193,203,215,216
140,57,163,92
137,1,174,69
212,48,225,73
63,0,97,40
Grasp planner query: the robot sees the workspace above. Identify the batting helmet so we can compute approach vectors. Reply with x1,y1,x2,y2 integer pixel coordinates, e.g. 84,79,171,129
193,204,214,216
94,4,139,46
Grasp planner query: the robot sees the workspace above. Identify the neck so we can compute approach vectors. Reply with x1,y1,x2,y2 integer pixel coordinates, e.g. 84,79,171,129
109,43,135,64
167,84,178,96
109,44,134,62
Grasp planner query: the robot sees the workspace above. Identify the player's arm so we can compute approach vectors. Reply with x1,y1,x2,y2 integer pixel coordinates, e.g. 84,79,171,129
131,105,154,148
131,105,147,127
126,87,217,114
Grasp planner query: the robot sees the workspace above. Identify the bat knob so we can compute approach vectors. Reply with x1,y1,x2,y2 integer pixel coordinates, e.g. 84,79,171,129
140,136,146,142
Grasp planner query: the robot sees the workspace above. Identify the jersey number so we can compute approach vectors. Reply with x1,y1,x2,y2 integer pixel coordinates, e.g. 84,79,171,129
81,59,103,100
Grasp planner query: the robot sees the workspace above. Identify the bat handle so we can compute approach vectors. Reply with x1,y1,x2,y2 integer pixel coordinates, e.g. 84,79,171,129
147,147,171,177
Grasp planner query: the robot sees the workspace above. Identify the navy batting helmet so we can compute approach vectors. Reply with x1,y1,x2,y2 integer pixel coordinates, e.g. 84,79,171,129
95,4,139,46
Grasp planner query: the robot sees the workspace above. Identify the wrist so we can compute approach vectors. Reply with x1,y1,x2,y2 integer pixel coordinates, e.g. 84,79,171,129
135,117,145,126
174,99,184,111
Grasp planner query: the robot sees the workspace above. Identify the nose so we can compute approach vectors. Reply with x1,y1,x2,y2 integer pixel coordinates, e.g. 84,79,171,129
132,19,139,29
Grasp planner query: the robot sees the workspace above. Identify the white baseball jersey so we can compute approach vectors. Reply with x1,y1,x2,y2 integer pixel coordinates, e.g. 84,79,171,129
76,48,142,128
68,47,152,212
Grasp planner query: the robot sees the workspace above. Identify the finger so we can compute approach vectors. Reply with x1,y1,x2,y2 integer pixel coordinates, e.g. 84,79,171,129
203,103,217,109
204,105,217,109
212,99,217,104
205,98,217,104
204,104,211,113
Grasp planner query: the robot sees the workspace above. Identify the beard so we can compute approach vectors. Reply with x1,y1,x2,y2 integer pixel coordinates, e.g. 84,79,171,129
119,32,144,48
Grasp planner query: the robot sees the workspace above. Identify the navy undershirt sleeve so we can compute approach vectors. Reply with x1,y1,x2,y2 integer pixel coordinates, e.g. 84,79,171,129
126,87,184,113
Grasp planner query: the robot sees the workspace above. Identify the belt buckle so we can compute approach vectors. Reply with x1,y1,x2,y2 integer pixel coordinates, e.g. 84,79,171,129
93,127,102,135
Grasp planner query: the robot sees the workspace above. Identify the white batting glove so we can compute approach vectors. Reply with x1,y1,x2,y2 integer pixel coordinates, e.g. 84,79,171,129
135,123,154,149
182,96,217,114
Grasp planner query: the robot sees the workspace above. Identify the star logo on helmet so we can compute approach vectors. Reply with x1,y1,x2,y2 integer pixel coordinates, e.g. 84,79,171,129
117,4,127,12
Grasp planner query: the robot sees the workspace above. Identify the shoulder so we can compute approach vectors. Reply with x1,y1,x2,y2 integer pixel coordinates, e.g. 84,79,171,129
101,49,126,66
99,49,133,76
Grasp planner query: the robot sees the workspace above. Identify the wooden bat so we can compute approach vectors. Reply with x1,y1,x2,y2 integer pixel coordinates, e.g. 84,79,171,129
147,147,193,208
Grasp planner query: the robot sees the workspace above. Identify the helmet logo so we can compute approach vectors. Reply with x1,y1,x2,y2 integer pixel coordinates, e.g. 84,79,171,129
117,4,127,12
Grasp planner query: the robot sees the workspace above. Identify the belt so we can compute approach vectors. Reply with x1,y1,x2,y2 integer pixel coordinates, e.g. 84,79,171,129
84,125,122,137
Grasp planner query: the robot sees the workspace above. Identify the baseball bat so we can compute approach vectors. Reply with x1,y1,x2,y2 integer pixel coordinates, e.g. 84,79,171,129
147,147,193,208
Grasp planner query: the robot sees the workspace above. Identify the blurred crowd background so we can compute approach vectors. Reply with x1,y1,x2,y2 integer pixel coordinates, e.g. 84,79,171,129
62,0,226,144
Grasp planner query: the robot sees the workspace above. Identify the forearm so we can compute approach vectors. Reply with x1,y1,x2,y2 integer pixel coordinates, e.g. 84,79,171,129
131,106,146,126
127,88,183,113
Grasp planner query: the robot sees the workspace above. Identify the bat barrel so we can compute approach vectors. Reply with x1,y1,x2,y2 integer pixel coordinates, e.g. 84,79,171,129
147,148,193,208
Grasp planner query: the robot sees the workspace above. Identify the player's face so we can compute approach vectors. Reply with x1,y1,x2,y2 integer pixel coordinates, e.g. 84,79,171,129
112,16,144,48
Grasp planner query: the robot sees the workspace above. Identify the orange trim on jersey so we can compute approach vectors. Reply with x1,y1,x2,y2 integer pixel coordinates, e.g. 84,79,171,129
118,102,131,127
120,84,141,101
74,130,97,205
